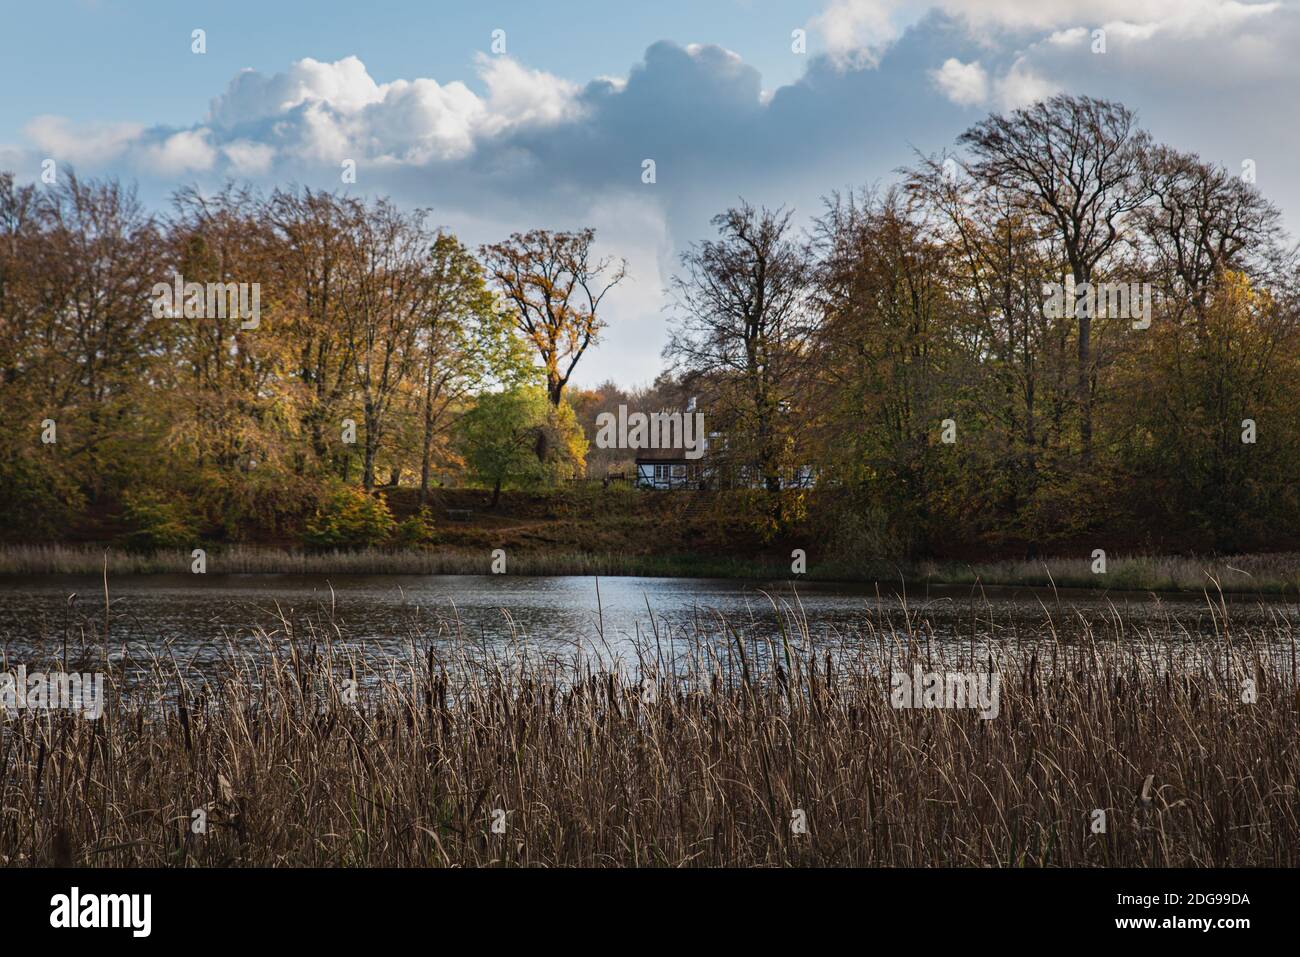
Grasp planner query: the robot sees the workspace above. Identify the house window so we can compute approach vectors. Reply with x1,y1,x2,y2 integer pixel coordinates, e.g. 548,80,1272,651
654,464,670,481
670,464,685,479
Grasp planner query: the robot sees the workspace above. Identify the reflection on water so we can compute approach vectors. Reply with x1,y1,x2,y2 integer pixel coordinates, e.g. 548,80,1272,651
1,574,1296,678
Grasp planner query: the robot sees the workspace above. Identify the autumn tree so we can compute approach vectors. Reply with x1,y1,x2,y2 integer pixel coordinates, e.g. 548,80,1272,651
412,231,528,500
265,188,360,473
959,95,1151,457
337,199,434,490
811,187,970,554
27,173,163,504
480,228,626,408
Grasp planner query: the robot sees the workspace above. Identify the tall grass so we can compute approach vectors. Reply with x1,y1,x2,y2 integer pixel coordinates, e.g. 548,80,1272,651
0,543,776,578
6,543,1300,594
945,552,1300,594
2,594,1297,866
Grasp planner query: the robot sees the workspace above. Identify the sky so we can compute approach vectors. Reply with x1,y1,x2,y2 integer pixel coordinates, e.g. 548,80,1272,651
2,0,1297,389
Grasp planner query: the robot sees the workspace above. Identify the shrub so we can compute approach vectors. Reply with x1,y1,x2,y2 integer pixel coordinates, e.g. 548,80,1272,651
303,484,397,549
121,490,199,552
394,506,438,547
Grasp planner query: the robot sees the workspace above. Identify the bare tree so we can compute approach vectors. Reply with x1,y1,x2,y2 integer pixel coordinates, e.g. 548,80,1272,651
1138,145,1283,320
666,202,816,496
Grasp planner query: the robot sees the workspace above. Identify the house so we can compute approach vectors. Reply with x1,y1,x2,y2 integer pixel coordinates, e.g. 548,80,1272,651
635,447,709,490
634,443,815,491
627,399,816,491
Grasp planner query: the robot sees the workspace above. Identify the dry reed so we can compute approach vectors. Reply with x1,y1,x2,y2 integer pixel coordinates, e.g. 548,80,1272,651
1,594,1297,867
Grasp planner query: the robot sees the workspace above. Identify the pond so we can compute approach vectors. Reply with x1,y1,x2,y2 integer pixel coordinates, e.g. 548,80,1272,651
1,574,1293,680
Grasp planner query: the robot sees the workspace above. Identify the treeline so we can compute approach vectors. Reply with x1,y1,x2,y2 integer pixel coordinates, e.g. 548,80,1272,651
2,93,1298,557
658,95,1300,556
0,177,615,545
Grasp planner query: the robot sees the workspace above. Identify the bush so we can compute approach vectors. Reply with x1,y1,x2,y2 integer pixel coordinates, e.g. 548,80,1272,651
303,485,397,549
121,490,199,551
0,452,84,542
394,506,438,547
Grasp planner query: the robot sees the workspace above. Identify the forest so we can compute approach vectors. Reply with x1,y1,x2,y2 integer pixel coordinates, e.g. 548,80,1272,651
2,93,1297,561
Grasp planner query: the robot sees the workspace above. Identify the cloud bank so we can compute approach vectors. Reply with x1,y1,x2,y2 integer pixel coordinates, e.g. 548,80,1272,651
3,0,1295,386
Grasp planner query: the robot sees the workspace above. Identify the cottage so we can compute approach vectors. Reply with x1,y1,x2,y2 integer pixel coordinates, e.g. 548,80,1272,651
634,445,816,491
635,447,709,490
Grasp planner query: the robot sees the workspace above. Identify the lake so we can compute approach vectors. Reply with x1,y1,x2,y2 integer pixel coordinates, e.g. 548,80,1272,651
2,574,1295,681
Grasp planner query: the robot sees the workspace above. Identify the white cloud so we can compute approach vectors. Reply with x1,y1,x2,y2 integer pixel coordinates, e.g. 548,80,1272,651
934,0,1278,33
805,0,1282,67
994,58,1061,109
1047,26,1089,45
22,115,142,165
209,56,385,128
810,0,901,68
358,78,485,163
221,140,276,176
139,129,217,175
198,54,583,166
476,54,584,131
930,58,989,105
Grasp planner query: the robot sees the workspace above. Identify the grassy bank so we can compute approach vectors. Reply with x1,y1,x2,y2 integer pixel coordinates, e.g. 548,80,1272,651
4,542,1300,595
2,604,1296,866
0,543,779,578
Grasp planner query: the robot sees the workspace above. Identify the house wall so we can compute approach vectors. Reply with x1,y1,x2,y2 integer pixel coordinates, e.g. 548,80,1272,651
634,461,815,490
636,462,705,490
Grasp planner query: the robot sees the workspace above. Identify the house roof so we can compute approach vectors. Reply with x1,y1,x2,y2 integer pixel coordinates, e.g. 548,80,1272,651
634,447,704,464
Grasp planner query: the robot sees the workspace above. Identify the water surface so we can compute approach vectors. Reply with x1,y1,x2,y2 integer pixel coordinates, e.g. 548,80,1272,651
1,574,1293,679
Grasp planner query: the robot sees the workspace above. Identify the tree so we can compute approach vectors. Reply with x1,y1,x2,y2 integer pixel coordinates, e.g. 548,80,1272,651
455,385,586,506
1138,146,1283,321
413,232,529,501
26,173,163,503
666,202,817,501
959,95,1151,457
812,187,968,555
480,229,626,408
338,198,435,490
264,188,359,473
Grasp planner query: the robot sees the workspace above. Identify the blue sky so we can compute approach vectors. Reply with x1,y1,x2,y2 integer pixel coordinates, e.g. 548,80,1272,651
3,0,1297,388
0,0,843,131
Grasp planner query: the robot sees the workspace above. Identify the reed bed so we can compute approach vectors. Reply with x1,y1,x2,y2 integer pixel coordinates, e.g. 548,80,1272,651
0,543,765,579
946,552,1300,594
5,543,1300,594
1,598,1298,867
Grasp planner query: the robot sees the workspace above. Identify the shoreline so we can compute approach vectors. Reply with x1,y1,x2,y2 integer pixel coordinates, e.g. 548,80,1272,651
1,543,1298,597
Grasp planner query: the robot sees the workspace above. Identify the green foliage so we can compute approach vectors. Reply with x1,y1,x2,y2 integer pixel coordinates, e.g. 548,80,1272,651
455,385,588,498
303,484,397,549
394,506,438,547
0,451,84,542
121,490,199,552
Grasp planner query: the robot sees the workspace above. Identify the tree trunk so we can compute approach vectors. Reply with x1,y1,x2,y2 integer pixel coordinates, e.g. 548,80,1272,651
420,362,436,503
1074,267,1093,460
